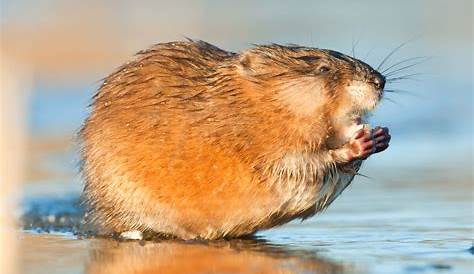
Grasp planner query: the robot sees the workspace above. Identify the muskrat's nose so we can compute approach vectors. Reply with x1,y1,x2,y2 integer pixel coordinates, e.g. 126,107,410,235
372,74,385,91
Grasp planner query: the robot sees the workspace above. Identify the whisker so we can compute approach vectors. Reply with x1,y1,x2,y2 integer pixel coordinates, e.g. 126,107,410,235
355,172,373,180
376,42,407,71
364,45,377,61
384,61,426,77
386,73,423,82
384,88,414,94
383,89,422,98
351,37,360,58
381,56,430,74
386,77,418,83
382,96,403,106
376,35,423,71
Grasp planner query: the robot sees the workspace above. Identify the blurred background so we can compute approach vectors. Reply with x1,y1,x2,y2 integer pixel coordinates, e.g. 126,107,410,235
1,1,472,274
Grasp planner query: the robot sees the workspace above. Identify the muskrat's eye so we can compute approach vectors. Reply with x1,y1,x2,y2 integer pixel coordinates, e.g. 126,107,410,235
296,56,321,63
318,66,330,74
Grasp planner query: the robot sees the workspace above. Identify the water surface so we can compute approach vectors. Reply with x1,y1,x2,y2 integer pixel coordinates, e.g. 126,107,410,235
20,165,473,274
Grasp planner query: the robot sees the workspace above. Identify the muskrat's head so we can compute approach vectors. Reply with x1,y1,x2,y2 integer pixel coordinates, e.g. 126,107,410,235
236,44,385,136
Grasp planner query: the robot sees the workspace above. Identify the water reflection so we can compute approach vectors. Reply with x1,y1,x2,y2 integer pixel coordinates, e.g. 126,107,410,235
20,196,350,274
20,233,350,274
86,239,347,274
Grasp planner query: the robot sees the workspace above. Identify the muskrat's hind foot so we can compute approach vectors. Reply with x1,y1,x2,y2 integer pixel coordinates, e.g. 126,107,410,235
120,230,143,240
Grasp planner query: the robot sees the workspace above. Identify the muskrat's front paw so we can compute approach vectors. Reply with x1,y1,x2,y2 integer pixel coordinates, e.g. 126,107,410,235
346,128,373,160
347,126,390,160
371,126,391,154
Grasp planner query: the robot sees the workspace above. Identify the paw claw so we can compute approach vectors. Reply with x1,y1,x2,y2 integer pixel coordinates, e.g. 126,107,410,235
346,125,391,160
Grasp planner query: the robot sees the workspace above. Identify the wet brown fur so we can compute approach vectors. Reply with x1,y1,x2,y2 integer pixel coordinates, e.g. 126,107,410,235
80,40,384,239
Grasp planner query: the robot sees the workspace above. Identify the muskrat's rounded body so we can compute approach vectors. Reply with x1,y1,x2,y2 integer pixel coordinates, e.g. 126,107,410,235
80,40,390,239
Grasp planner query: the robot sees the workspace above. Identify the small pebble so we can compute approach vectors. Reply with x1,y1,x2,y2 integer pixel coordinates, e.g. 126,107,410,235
430,264,452,270
468,245,474,255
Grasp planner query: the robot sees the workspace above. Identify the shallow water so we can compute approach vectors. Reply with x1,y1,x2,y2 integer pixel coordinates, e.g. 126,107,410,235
20,166,473,274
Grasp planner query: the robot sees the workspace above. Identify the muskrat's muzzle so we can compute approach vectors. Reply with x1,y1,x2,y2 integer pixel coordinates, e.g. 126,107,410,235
370,72,386,92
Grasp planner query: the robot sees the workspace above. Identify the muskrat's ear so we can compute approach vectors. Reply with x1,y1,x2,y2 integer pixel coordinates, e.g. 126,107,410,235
237,51,261,75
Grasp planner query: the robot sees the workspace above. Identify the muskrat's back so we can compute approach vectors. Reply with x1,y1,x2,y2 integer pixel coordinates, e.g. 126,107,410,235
81,40,390,239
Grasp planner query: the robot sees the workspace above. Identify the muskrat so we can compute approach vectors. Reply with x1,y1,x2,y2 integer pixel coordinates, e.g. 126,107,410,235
80,40,391,240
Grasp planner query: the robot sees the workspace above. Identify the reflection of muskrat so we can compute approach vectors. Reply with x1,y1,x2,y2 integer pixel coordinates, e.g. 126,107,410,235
86,239,341,274
80,40,390,239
